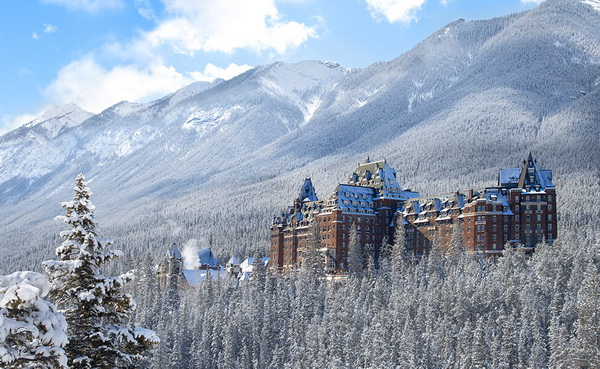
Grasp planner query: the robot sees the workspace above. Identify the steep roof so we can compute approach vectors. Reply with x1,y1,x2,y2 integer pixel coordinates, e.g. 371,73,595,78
349,159,420,200
299,177,318,202
198,248,219,267
499,152,554,190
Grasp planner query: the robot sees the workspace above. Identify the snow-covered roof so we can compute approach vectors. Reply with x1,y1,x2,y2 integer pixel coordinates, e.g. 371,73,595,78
240,257,270,274
499,168,521,186
335,184,376,213
226,256,240,265
349,159,420,200
499,153,554,190
198,248,219,267
298,178,318,202
482,188,513,214
183,269,228,286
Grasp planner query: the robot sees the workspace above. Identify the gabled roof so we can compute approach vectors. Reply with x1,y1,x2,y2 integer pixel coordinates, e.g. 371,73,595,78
183,269,228,286
240,257,270,274
198,248,219,267
349,159,420,200
227,256,240,265
499,152,554,190
299,177,318,202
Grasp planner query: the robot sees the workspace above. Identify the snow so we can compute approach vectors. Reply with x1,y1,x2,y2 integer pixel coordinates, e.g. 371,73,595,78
227,256,240,265
0,271,68,367
182,106,242,135
240,257,270,274
258,60,347,124
24,103,93,138
582,0,600,11
183,269,228,286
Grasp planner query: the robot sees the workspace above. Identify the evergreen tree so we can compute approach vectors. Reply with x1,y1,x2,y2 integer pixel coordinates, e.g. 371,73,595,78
43,174,158,368
0,271,68,369
391,219,408,276
347,223,364,278
301,221,324,276
573,268,600,368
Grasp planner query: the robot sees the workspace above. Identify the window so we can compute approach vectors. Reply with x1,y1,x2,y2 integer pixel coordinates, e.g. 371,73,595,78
493,225,497,232
504,225,508,232
526,205,531,210
503,206,508,212
548,214,552,221
548,224,553,230
548,204,553,211
493,243,497,250
516,234,520,240
493,216,497,222
515,205,520,211
504,216,508,222
516,225,520,231
516,215,520,222
526,234,531,241
537,214,541,221
492,234,497,241
526,224,531,230
537,224,542,230
504,234,508,241
515,196,520,202
548,196,552,203
526,215,531,221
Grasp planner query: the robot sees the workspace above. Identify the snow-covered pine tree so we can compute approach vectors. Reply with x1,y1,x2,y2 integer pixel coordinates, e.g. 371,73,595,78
347,223,364,278
0,271,68,369
391,218,408,276
43,174,158,368
301,221,324,276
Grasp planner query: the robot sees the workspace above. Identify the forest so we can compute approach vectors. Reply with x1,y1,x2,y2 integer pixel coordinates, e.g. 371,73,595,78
132,222,600,368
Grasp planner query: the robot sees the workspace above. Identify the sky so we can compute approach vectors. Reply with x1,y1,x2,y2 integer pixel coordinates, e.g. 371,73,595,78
0,0,544,134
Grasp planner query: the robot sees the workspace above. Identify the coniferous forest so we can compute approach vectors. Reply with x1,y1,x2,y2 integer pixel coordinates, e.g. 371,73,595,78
131,225,599,369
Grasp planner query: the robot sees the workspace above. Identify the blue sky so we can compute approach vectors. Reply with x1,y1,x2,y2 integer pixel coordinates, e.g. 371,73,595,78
0,0,543,134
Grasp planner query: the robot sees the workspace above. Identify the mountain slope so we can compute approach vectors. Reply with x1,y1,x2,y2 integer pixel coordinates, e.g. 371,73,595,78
0,0,599,272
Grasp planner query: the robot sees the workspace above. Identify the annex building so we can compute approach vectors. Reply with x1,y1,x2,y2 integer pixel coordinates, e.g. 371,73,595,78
269,153,557,274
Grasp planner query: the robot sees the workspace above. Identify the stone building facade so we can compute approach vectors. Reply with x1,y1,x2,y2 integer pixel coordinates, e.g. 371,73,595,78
269,153,557,274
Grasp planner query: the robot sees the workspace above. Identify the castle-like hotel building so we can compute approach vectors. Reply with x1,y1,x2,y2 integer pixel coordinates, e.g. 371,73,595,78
270,153,557,273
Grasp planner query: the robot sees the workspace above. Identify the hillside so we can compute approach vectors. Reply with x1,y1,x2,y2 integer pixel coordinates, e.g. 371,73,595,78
0,0,599,273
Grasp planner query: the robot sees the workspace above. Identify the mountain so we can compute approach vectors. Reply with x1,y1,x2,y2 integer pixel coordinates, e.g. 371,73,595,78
0,0,599,272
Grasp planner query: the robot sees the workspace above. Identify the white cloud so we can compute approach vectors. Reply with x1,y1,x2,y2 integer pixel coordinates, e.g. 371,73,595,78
135,0,158,21
0,111,42,136
32,32,39,40
26,0,314,124
189,63,253,82
145,0,318,55
44,24,58,33
365,0,428,23
42,0,124,13
43,56,190,113
44,56,252,113
521,0,544,3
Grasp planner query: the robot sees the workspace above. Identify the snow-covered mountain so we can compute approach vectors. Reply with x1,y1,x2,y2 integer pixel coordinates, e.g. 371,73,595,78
0,0,599,272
